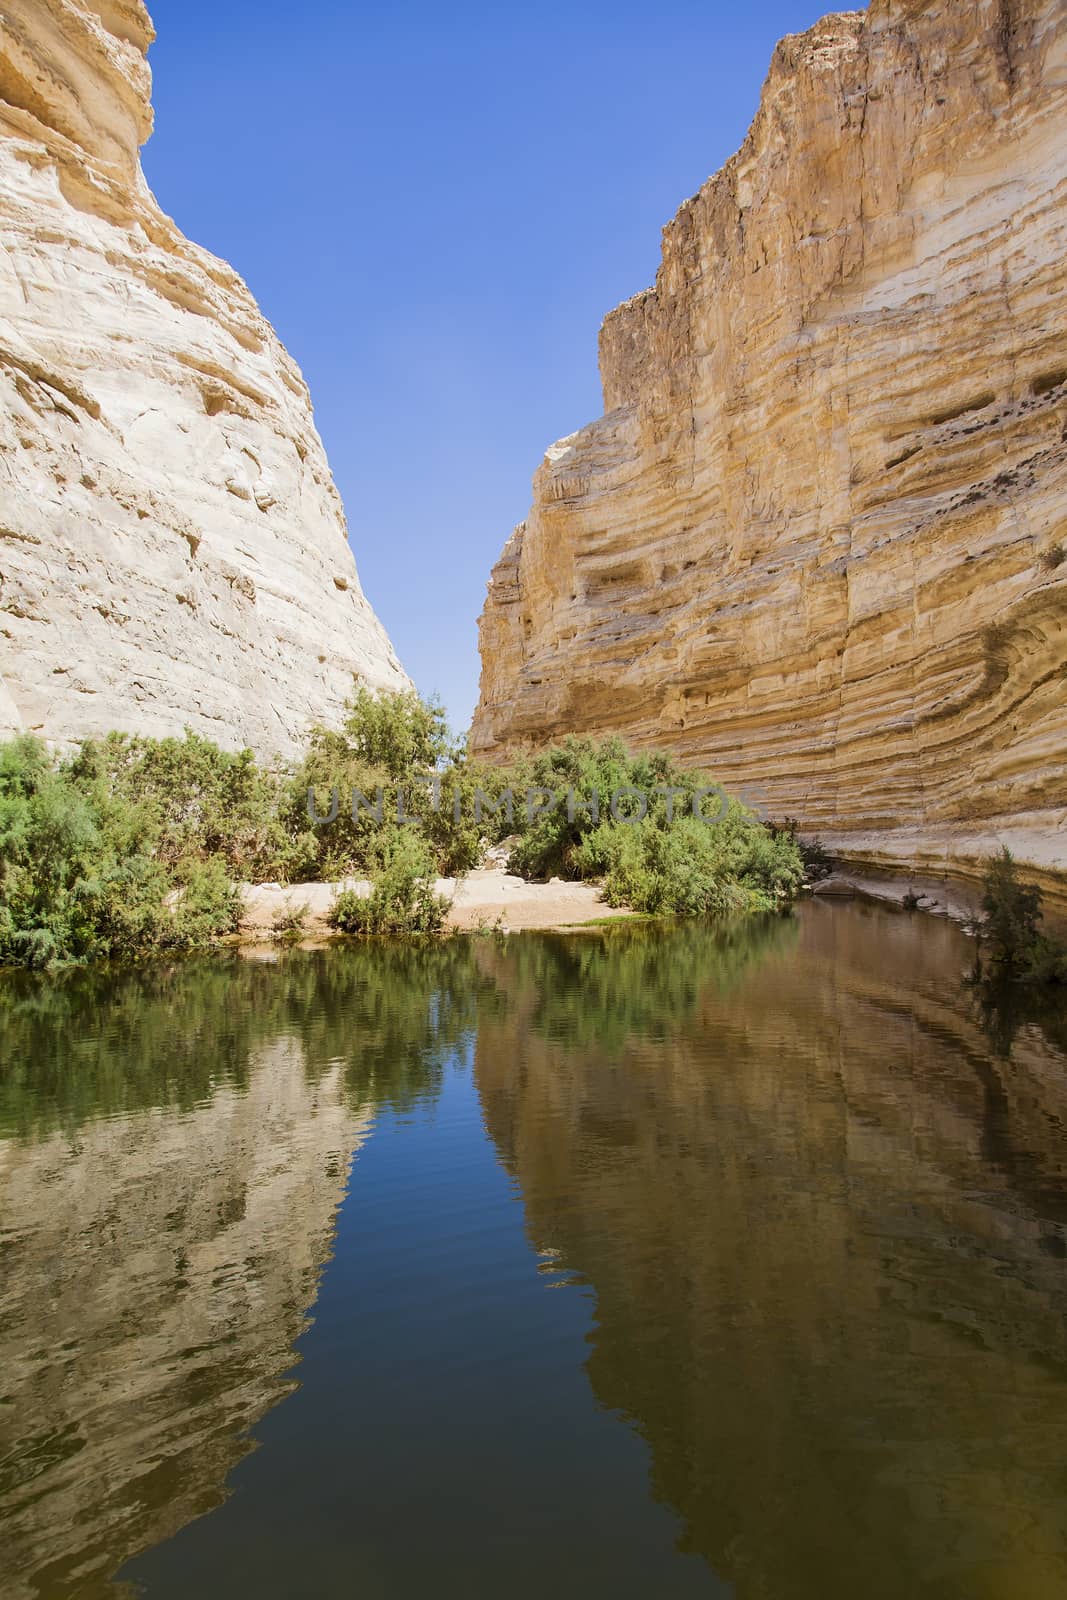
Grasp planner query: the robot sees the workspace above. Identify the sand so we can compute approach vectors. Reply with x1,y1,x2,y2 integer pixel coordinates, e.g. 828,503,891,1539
238,868,631,940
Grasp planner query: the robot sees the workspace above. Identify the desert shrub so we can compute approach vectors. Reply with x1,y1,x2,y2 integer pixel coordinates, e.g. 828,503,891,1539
328,832,450,937
284,725,396,879
69,730,296,879
574,806,803,917
766,818,833,882
979,847,1044,970
0,737,103,968
167,858,242,946
499,735,803,917
287,691,515,880
0,695,807,965
76,855,239,962
1022,937,1067,985
272,900,310,939
973,847,1066,984
429,754,516,871
340,686,450,779
288,699,801,919
507,736,718,880
0,735,240,969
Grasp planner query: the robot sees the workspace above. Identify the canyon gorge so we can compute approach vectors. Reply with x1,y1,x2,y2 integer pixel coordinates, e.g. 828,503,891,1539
472,0,1067,891
0,0,408,757
2,0,1065,889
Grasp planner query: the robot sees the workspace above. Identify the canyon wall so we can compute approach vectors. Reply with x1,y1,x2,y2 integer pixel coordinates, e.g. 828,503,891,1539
0,1,409,757
472,0,1067,886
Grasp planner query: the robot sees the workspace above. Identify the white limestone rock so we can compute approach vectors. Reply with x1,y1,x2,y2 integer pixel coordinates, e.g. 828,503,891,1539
0,0,410,757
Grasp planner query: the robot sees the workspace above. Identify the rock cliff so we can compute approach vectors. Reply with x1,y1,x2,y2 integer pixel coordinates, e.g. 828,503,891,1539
472,0,1067,886
0,0,409,757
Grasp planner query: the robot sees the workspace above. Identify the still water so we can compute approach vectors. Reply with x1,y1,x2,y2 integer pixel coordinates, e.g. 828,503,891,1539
2,903,1067,1599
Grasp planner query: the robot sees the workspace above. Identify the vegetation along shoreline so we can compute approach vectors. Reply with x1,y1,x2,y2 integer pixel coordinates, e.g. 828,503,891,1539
1,687,1062,990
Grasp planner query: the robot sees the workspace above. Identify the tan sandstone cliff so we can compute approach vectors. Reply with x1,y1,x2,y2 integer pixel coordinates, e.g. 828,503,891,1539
0,1,409,757
472,0,1067,890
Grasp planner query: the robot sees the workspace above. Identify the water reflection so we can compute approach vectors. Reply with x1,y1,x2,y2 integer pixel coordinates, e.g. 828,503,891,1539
476,905,1067,1599
1,911,1066,1599
0,941,483,1141
474,913,799,1051
0,944,480,1600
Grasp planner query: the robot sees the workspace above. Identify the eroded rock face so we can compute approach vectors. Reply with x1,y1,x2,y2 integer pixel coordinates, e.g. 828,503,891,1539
0,0,409,756
472,0,1067,882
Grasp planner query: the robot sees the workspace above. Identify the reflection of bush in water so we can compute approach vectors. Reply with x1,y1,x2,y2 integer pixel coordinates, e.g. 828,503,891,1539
498,915,798,1053
0,940,485,1139
974,975,1067,1061
0,921,796,1138
298,940,487,1113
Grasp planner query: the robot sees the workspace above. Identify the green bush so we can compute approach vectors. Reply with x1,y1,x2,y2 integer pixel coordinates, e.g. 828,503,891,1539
507,736,720,880
427,753,519,873
284,725,396,880
69,730,295,879
574,807,803,917
0,735,99,966
0,693,807,967
285,691,492,880
976,848,1066,984
499,735,803,917
770,819,834,882
290,702,805,927
328,832,450,937
272,899,310,939
980,847,1043,969
0,735,240,970
339,686,450,779
168,858,243,945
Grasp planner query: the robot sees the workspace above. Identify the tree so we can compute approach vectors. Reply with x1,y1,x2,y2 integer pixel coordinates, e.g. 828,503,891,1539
979,847,1044,972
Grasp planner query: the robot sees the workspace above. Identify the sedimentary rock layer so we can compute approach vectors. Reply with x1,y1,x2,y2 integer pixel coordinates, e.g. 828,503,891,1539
472,0,1067,880
0,0,409,756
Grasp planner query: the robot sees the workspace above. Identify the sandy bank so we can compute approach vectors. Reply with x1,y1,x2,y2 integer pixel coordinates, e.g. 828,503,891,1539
238,846,1065,946
239,868,631,939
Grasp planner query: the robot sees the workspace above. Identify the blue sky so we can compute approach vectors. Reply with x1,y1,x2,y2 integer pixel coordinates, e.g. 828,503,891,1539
145,0,829,733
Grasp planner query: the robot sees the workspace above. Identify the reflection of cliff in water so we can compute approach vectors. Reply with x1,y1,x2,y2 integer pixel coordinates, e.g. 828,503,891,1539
475,905,1067,1600
0,1044,370,1600
0,943,476,1600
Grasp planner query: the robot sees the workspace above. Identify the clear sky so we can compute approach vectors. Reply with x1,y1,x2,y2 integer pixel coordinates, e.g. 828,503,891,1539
144,0,830,734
